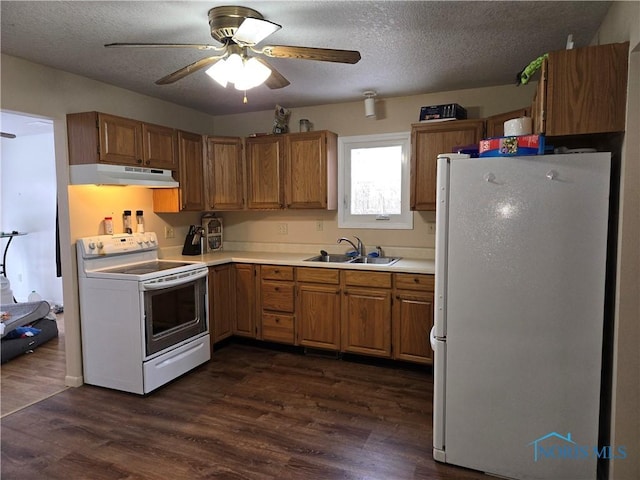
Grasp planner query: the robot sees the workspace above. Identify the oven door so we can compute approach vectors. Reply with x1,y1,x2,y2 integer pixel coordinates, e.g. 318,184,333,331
141,268,208,356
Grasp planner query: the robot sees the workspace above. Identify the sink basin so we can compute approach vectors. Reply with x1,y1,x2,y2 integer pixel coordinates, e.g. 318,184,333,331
305,254,354,263
349,256,401,265
305,254,401,266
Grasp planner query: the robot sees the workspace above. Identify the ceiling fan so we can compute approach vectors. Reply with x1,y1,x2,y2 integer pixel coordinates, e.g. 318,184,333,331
105,5,361,90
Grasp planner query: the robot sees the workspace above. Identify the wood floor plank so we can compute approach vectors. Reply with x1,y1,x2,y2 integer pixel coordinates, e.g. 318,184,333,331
1,343,489,480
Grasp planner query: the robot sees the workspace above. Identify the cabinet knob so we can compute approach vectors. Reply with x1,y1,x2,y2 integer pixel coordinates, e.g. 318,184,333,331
414,278,420,283
274,287,280,292
137,159,143,164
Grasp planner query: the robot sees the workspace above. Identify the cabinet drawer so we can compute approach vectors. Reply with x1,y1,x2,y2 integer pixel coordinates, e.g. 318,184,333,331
344,270,392,289
394,273,434,292
296,267,340,284
261,281,295,312
261,265,294,281
262,313,294,344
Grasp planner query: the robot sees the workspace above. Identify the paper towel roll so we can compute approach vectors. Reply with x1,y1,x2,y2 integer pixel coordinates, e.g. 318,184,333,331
504,117,532,136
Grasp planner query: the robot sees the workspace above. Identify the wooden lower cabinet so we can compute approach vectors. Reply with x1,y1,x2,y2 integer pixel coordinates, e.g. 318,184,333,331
296,267,341,350
341,270,392,358
210,264,433,365
392,273,435,364
259,266,295,344
209,264,234,346
234,263,257,338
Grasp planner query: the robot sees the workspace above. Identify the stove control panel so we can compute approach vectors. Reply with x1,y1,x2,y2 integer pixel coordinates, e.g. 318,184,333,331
78,232,158,257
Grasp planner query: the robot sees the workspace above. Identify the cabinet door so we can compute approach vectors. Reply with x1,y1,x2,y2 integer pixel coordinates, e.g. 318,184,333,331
210,265,234,345
177,131,206,211
246,136,284,209
485,107,530,138
341,287,392,358
205,136,245,211
234,264,256,337
544,42,628,136
142,123,177,170
285,131,337,209
393,290,433,364
411,120,484,211
297,283,341,350
98,113,143,166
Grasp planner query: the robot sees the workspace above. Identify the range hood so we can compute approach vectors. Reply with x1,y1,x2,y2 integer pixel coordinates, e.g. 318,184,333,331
70,164,179,187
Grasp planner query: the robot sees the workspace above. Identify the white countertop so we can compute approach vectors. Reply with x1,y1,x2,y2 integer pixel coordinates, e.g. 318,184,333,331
160,249,435,274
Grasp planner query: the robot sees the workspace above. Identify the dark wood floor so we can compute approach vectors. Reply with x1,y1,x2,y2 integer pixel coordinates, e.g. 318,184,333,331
1,343,488,480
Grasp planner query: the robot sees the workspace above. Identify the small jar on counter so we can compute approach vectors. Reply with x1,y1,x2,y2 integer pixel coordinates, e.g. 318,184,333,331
104,216,114,235
136,210,145,233
123,210,132,234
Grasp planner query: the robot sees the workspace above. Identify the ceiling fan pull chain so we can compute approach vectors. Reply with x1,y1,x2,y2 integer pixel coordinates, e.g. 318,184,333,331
243,91,248,104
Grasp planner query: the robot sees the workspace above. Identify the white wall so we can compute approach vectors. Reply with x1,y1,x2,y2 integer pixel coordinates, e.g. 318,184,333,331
1,130,63,305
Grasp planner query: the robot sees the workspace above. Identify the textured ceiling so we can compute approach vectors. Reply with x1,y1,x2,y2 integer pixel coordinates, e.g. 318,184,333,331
1,1,611,116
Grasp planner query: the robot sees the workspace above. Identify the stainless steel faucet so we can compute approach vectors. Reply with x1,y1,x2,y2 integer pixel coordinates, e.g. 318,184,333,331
337,236,365,257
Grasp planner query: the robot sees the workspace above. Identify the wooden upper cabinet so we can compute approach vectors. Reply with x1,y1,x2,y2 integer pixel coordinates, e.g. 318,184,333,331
535,42,629,136
285,131,338,209
142,123,177,170
410,119,484,211
246,135,285,209
485,107,531,138
177,130,206,211
205,136,244,211
67,112,177,170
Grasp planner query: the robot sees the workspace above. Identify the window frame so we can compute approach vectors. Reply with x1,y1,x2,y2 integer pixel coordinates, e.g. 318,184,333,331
337,132,413,230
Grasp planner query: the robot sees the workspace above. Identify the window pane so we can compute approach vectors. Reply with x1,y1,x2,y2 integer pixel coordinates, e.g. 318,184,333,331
350,146,402,215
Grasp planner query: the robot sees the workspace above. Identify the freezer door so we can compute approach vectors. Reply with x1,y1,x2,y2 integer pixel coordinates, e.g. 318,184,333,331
442,153,610,480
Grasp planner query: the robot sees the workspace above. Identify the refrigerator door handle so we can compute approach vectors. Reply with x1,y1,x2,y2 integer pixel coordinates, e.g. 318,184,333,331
432,335,446,461
434,155,452,338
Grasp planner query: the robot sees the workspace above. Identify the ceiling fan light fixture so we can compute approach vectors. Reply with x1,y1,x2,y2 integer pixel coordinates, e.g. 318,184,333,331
234,57,272,90
233,17,281,46
206,54,272,91
205,59,230,87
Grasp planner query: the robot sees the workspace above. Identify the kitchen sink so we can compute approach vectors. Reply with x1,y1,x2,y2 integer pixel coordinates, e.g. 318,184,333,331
304,254,401,266
349,256,401,265
305,254,354,263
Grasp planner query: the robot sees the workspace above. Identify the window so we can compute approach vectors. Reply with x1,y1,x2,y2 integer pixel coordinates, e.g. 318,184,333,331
338,132,413,229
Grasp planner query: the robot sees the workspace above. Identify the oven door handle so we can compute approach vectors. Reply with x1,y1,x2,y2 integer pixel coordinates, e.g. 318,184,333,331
141,268,208,291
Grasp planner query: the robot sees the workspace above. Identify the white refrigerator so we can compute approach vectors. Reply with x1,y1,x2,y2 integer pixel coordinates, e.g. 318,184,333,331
432,153,612,480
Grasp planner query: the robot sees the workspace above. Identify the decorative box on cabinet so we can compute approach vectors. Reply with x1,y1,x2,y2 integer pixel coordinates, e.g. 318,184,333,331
410,119,484,211
533,42,629,136
67,112,177,170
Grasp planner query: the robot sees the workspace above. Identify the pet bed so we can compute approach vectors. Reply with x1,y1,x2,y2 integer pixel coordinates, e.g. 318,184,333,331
1,300,59,364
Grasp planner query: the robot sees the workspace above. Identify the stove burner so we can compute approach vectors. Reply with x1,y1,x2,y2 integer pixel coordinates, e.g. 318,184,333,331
98,261,193,275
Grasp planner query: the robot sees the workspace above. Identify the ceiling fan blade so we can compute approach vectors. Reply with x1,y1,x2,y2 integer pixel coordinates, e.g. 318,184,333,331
232,17,281,46
155,55,226,85
254,58,290,89
256,45,361,64
105,42,225,52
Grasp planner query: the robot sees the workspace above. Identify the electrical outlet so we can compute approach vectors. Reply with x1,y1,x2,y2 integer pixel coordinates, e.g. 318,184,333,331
277,223,288,235
316,220,323,232
164,226,175,239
